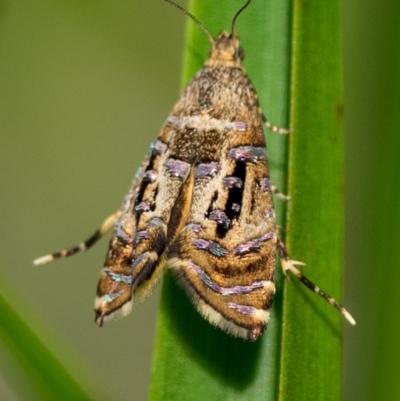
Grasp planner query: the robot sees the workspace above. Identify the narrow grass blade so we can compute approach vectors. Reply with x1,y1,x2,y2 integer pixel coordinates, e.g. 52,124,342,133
279,1,345,400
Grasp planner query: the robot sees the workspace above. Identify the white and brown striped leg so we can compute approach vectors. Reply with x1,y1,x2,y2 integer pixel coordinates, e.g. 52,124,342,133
261,177,290,201
277,238,356,325
262,113,291,135
270,183,291,201
33,212,118,266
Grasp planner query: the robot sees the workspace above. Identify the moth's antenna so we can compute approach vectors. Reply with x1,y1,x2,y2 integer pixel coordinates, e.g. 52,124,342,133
231,0,252,34
163,0,214,44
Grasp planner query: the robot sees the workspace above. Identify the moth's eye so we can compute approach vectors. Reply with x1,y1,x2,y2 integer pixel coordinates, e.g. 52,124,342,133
236,46,245,60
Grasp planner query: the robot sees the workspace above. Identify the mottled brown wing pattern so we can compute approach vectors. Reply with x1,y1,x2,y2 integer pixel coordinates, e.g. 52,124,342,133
96,112,199,324
165,64,277,341
96,59,277,339
95,127,194,324
94,156,149,325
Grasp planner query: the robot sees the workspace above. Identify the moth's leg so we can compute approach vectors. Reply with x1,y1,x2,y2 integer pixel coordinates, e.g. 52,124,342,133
270,182,291,201
262,113,291,134
277,238,356,325
33,211,118,265
263,177,290,201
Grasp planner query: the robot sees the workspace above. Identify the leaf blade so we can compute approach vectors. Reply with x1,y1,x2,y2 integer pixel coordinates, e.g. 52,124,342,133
279,1,344,399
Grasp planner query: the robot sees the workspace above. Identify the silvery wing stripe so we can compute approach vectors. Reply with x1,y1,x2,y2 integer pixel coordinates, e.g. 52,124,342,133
188,260,267,296
103,268,133,284
234,121,248,132
195,162,220,178
131,252,149,271
186,223,203,233
135,201,151,212
234,232,275,255
208,210,230,227
103,291,125,304
193,239,228,257
228,146,267,162
227,302,258,315
227,302,270,322
165,158,191,179
143,170,158,183
150,139,167,155
114,221,132,244
134,230,149,244
148,217,164,227
223,176,243,189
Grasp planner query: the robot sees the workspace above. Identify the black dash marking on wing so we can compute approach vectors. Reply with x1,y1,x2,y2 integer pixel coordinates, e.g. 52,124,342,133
225,161,246,225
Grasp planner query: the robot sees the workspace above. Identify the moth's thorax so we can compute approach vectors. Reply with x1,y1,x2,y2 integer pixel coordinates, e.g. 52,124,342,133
172,64,262,135
206,31,244,69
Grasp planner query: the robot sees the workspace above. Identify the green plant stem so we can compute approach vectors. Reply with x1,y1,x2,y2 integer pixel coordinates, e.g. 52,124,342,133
279,0,344,400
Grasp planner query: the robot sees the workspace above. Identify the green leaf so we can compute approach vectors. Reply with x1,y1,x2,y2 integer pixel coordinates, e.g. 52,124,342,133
150,0,345,400
279,1,344,400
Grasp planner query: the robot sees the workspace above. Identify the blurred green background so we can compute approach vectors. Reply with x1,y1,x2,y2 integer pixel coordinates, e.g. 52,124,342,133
0,0,399,400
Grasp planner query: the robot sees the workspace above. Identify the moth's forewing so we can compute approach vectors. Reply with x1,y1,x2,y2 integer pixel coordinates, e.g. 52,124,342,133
94,156,152,325
96,33,277,340
95,134,195,324
166,65,277,341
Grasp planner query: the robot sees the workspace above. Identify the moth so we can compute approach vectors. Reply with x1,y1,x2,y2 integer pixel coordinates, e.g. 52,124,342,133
34,0,355,341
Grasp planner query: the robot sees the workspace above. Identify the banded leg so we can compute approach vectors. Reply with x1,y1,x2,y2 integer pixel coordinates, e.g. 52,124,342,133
270,183,291,201
277,238,356,325
33,212,118,266
262,114,291,134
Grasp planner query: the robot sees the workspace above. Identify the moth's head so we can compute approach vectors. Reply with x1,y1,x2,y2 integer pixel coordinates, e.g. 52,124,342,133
163,0,251,69
206,31,245,68
204,0,251,69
